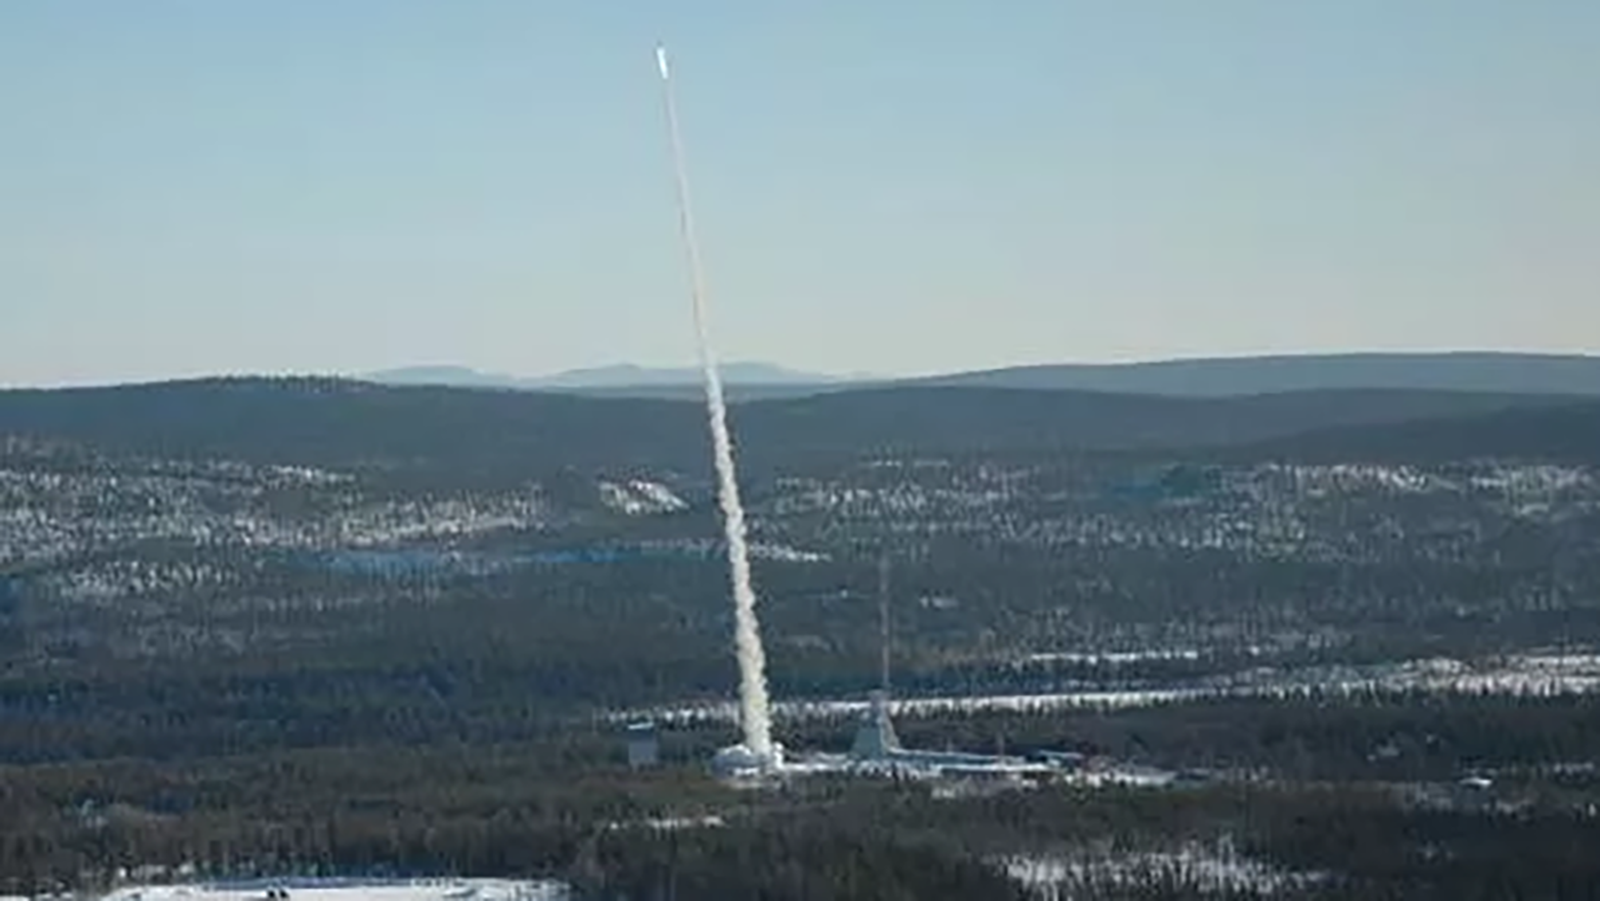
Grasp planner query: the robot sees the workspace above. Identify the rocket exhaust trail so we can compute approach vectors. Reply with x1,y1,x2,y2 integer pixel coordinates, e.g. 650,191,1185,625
654,45,774,760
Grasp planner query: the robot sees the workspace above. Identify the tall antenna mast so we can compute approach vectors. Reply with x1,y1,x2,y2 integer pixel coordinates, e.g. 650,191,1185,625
878,553,892,695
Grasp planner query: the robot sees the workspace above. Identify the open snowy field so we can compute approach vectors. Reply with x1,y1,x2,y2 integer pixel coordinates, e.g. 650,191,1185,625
623,652,1600,725
97,880,568,901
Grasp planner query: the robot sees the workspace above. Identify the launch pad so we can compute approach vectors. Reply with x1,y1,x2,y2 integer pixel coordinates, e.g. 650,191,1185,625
709,690,1079,784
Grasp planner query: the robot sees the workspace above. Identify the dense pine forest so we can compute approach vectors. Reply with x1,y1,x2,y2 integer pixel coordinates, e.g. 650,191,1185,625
4,378,1600,897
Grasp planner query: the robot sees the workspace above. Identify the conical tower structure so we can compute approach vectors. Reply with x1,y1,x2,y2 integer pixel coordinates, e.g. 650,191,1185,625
851,689,903,759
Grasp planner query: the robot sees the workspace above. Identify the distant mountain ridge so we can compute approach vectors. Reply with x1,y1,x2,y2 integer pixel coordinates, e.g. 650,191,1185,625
369,362,846,392
365,352,1600,399
909,352,1600,397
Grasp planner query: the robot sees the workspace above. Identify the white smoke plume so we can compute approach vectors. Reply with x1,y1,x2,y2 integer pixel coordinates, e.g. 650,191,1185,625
655,45,774,759
694,326,774,759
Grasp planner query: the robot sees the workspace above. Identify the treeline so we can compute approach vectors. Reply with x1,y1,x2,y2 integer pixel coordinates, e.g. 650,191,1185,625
8,540,1600,768
580,823,1028,901
784,692,1600,782
2,686,1600,896
581,782,1600,900
6,750,1599,900
9,666,1600,787
2,379,1594,481
0,743,702,894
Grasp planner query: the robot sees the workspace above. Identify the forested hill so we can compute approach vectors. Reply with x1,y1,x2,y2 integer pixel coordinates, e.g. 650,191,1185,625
1238,397,1600,464
901,351,1600,397
0,378,697,475
0,377,1584,473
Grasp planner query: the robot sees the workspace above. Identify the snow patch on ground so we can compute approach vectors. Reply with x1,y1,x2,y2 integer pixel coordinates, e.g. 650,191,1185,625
99,878,568,901
1003,838,1326,897
621,652,1600,726
599,480,688,515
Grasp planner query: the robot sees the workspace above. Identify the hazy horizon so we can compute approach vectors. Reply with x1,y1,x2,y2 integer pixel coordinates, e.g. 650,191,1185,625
5,1,1597,387
6,347,1600,392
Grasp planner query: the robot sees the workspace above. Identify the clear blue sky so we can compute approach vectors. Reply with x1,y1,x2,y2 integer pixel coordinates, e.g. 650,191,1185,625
2,1,1596,387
